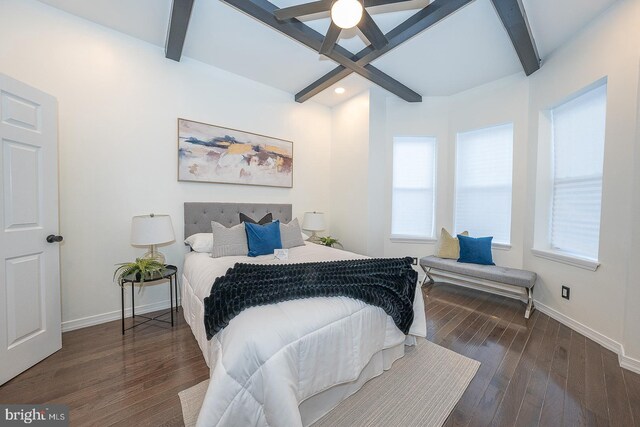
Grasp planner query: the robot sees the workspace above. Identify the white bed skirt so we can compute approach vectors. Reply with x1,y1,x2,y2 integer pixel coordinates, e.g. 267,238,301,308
299,341,407,426
181,272,415,426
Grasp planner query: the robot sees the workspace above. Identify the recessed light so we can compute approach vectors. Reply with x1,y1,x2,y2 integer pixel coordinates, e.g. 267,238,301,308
335,87,346,94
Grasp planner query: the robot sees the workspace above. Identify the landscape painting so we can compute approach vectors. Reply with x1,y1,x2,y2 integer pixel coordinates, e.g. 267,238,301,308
178,119,293,188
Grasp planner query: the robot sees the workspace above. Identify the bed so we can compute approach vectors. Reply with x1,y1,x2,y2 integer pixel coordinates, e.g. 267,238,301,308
181,202,427,426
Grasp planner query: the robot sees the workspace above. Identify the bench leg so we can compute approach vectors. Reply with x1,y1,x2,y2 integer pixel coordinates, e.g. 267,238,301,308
420,266,434,287
525,287,534,319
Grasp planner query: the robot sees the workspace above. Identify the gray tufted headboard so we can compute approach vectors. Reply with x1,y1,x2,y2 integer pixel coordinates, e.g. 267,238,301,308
184,202,292,238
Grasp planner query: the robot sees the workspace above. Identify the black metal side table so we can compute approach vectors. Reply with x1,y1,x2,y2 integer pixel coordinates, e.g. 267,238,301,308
120,265,179,335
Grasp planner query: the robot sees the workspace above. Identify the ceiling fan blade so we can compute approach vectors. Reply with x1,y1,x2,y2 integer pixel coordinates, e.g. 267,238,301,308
274,0,332,21
363,0,415,6
319,22,341,56
357,9,388,49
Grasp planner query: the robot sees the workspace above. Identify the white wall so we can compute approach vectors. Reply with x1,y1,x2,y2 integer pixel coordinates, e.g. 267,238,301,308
330,91,370,255
523,0,640,362
367,88,387,257
625,59,640,363
0,0,332,329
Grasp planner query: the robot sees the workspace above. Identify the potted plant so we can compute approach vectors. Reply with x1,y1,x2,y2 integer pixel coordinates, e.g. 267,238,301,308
319,236,343,248
113,258,165,286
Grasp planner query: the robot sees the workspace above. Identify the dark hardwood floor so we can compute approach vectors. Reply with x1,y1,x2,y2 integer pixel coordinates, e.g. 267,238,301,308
0,284,638,426
428,284,639,427
0,311,209,426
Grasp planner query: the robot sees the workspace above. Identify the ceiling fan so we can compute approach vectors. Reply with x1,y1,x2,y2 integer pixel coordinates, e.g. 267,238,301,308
274,0,413,55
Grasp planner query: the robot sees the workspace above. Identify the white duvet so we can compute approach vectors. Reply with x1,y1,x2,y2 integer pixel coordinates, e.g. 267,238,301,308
181,243,426,427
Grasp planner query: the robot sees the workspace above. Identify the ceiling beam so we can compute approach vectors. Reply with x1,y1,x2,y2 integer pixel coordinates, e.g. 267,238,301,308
364,0,416,7
296,0,475,102
319,22,341,56
222,0,422,102
165,0,195,62
490,0,540,76
274,0,331,21
358,9,388,50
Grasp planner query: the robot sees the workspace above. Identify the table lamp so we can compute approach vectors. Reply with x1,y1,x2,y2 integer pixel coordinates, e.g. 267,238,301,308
131,214,175,264
302,212,325,244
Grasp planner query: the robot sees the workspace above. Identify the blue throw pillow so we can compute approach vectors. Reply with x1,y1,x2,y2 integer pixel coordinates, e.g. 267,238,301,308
245,220,282,257
457,234,495,265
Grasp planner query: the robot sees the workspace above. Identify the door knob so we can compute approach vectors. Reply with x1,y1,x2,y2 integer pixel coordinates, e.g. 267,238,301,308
46,235,63,243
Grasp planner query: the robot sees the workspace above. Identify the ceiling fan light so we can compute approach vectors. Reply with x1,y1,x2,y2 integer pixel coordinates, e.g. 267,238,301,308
331,0,363,29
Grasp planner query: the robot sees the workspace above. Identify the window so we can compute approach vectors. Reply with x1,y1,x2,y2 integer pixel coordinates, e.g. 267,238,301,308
391,137,437,239
549,84,606,260
454,124,514,245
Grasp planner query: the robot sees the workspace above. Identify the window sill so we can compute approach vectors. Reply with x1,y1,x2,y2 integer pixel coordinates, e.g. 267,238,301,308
389,235,437,244
492,243,512,251
531,248,600,271
388,238,511,248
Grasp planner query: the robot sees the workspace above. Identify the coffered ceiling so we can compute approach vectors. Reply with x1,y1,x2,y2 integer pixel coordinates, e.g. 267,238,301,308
36,0,620,106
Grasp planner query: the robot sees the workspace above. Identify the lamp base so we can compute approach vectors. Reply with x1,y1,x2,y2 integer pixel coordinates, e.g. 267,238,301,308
142,245,166,264
307,231,322,245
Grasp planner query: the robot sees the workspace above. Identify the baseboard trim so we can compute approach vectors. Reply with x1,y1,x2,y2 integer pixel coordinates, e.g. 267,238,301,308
62,299,174,333
620,352,640,373
534,301,620,353
534,300,640,375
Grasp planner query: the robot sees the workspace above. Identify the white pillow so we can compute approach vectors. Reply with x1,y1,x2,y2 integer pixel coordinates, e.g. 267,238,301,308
184,233,214,253
301,231,310,241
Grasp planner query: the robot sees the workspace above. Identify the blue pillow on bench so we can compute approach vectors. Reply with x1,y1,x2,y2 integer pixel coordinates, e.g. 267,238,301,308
457,234,495,265
245,220,282,257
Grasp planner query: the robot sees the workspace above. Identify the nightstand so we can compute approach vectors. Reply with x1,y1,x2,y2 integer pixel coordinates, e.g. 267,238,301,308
120,265,179,335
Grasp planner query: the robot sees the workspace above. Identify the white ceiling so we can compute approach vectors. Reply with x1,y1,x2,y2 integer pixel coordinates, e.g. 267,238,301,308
36,0,619,107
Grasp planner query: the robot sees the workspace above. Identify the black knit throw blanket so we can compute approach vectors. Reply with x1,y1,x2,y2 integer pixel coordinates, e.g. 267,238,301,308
204,257,418,339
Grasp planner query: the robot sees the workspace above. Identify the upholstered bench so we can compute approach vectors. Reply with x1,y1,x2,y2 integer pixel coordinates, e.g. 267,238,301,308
419,256,537,319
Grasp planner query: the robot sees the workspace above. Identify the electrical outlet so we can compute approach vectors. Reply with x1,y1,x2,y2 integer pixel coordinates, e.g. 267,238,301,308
562,285,570,300
411,257,418,266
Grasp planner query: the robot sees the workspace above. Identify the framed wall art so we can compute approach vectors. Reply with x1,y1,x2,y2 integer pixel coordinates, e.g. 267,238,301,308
178,118,293,188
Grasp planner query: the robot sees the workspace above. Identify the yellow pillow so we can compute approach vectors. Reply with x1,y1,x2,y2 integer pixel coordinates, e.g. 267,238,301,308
435,228,468,259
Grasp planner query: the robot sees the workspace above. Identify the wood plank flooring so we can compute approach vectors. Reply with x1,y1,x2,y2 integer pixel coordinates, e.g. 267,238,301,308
0,283,638,426
429,284,640,427
0,311,209,426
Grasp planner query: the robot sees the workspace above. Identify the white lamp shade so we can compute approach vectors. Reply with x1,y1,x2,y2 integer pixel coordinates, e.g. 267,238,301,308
131,214,175,246
331,0,363,29
302,212,325,232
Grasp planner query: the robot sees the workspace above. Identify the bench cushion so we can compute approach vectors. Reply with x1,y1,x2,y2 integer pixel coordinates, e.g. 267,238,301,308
419,256,536,289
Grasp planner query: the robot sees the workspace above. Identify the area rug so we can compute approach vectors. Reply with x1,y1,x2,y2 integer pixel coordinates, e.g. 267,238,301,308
178,340,480,427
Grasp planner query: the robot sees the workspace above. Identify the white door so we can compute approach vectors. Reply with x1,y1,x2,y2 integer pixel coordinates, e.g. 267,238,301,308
0,74,61,385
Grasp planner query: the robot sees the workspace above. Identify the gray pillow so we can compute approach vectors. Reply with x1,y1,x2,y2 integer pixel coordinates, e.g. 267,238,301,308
211,221,248,258
280,218,305,249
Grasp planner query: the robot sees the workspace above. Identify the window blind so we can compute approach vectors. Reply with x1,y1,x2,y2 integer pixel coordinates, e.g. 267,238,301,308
455,124,514,244
391,137,436,239
550,84,607,260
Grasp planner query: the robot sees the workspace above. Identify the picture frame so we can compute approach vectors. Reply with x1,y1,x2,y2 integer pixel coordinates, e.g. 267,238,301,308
178,118,293,188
